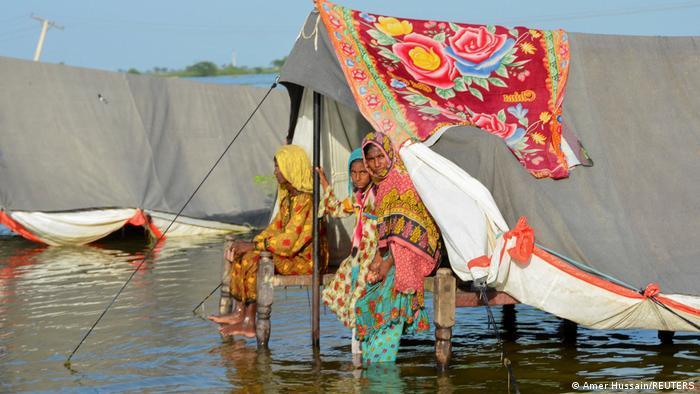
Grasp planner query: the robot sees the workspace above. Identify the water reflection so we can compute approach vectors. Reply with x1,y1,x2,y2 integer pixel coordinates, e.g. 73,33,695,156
1,235,698,392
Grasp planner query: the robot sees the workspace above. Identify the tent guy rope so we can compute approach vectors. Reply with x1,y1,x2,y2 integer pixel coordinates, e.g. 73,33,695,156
64,76,280,369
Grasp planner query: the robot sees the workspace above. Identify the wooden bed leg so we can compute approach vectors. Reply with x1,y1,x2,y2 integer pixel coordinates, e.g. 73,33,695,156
658,330,675,345
219,235,236,342
560,319,578,344
219,235,236,316
434,268,456,370
256,251,274,349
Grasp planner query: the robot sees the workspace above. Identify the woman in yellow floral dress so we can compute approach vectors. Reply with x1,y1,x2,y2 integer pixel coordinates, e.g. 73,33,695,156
210,144,327,337
317,148,377,357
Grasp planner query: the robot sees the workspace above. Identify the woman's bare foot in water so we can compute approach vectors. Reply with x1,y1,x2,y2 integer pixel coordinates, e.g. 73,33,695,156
220,303,257,337
228,320,256,338
208,312,244,325
219,322,244,336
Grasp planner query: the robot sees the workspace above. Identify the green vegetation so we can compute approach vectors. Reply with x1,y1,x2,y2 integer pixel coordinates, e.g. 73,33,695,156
121,57,287,77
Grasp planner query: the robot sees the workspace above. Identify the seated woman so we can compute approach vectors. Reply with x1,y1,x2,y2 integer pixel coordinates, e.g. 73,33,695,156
210,144,326,337
317,148,377,357
355,131,442,365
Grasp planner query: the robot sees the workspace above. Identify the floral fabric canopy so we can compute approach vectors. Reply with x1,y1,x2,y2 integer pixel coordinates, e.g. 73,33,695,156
317,0,573,178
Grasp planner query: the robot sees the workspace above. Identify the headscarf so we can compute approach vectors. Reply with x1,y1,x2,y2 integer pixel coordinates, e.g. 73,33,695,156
275,144,313,194
347,148,365,196
361,132,395,179
361,131,441,292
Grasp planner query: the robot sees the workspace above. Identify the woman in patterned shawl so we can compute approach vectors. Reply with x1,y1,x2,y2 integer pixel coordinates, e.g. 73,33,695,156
318,148,377,357
210,144,327,337
355,131,442,364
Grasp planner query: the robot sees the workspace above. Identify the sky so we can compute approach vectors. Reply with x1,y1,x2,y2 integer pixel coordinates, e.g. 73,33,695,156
1,0,700,72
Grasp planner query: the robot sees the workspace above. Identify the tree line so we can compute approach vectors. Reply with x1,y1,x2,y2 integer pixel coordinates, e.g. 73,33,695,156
121,57,287,77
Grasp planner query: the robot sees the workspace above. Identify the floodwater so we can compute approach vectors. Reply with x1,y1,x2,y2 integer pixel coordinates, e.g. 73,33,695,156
1,234,699,393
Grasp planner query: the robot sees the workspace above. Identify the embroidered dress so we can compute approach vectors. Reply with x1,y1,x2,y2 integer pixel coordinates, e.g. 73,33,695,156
355,266,430,363
230,192,316,303
355,132,441,364
229,145,328,303
320,185,377,328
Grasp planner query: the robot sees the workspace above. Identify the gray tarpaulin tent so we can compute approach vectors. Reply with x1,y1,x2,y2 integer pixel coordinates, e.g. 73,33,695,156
280,9,699,328
0,56,288,243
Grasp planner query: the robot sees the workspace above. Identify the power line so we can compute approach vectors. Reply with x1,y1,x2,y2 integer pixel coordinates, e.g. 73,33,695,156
0,14,27,24
0,31,37,45
52,15,298,33
0,26,36,39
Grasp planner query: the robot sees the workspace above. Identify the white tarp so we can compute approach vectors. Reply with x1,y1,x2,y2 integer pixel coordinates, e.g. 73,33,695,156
486,224,700,331
8,209,139,246
401,143,508,281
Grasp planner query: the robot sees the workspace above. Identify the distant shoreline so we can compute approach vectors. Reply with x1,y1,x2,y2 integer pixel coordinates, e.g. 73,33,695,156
121,59,285,78
149,67,280,78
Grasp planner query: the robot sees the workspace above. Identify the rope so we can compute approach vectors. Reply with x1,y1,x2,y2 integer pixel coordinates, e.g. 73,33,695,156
479,288,520,394
535,243,639,292
64,76,280,368
192,283,222,314
296,11,320,51
649,296,700,331
537,243,700,331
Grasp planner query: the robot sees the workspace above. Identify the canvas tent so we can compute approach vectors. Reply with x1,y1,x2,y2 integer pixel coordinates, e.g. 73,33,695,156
280,1,699,331
0,56,288,245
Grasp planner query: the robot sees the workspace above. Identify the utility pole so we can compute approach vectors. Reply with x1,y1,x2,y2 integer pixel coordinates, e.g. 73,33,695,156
31,14,63,62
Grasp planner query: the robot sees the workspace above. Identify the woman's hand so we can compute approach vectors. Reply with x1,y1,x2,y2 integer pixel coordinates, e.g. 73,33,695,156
224,243,236,262
368,251,383,273
375,253,393,283
366,270,379,284
367,249,393,284
227,241,254,260
315,167,330,190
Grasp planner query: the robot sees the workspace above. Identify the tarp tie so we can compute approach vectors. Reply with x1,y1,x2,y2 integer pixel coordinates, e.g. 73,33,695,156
643,283,660,298
503,216,534,264
65,77,281,370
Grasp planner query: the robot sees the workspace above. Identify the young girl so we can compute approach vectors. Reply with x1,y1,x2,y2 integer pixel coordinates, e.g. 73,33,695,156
317,149,377,358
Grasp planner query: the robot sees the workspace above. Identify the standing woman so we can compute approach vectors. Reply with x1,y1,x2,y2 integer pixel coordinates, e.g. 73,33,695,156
317,148,377,358
210,144,327,337
355,131,442,365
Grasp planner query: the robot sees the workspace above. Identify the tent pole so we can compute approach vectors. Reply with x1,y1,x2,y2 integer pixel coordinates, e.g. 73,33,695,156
311,91,322,352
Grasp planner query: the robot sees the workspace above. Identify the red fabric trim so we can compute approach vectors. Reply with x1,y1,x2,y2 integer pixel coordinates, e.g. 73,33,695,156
517,229,700,319
533,246,644,299
655,295,700,317
0,210,45,244
467,255,490,270
127,209,164,239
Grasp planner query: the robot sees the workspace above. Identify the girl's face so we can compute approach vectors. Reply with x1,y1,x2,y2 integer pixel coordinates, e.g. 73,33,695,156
364,144,388,178
350,160,371,191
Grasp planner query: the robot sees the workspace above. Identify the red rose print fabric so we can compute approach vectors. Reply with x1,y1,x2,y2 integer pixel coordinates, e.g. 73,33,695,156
317,0,573,178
